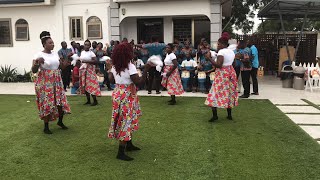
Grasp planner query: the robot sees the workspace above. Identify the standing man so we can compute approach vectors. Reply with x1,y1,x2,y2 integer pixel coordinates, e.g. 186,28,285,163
70,41,78,55
248,38,259,95
91,41,98,51
138,36,166,94
237,41,252,98
58,41,73,91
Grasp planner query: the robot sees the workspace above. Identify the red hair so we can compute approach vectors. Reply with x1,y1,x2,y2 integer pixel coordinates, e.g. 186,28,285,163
111,42,133,75
218,32,230,47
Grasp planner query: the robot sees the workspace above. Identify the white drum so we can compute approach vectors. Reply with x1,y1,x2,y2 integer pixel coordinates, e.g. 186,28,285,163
181,71,190,78
198,71,206,79
97,76,104,84
210,72,215,81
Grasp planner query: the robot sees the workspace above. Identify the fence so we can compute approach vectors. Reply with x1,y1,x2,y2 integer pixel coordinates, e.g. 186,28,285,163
236,33,318,74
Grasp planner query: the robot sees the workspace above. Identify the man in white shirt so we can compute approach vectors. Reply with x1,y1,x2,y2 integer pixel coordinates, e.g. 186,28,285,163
181,53,197,92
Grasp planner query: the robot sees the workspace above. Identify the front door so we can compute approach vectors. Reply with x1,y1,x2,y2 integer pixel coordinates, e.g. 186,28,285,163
137,18,164,43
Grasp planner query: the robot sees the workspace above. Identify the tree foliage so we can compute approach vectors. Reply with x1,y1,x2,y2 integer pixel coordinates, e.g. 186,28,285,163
223,0,320,34
257,19,320,33
223,0,272,34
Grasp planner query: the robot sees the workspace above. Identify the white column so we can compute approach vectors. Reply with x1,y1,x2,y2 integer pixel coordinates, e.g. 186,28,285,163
210,0,222,49
110,2,120,41
163,17,173,43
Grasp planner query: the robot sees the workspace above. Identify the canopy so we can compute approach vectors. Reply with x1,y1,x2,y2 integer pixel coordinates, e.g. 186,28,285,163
258,0,320,62
258,0,320,19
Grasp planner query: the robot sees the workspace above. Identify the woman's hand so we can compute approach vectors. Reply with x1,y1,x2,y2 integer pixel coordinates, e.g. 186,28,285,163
166,71,172,77
36,57,45,65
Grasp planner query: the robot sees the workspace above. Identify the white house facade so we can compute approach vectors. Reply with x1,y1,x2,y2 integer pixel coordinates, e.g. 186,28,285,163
0,0,231,73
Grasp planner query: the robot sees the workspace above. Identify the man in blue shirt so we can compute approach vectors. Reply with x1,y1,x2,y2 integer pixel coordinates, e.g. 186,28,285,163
236,41,252,98
248,39,259,95
140,36,166,94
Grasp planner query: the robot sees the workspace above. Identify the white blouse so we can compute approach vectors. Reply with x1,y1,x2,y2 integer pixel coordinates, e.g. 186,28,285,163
80,50,96,69
111,63,138,85
217,48,235,66
164,53,177,66
33,51,60,70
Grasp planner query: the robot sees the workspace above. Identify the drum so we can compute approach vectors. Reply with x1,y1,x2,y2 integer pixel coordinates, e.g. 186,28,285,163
181,71,190,78
181,71,190,91
198,71,206,92
97,75,104,84
210,72,215,82
197,71,206,79
137,69,142,77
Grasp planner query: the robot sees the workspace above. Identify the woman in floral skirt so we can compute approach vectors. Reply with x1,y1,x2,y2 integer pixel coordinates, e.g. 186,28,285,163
79,40,101,106
205,34,238,121
161,43,184,105
108,43,152,161
32,31,70,134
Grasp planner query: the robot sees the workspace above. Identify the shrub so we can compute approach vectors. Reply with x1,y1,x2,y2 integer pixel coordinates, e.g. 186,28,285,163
16,69,33,82
0,65,18,82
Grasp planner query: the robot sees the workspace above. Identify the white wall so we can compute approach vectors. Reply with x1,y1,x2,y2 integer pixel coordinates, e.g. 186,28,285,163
62,0,110,45
120,17,137,42
119,0,211,22
0,0,110,74
0,3,63,74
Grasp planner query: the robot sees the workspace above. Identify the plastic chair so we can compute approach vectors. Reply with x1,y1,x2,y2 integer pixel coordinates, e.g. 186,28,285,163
305,67,320,92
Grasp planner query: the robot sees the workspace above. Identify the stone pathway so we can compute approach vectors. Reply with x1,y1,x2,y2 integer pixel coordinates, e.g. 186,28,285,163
1,75,320,144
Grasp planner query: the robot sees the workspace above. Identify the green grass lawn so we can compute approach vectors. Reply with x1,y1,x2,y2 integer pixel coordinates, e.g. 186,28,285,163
0,95,320,180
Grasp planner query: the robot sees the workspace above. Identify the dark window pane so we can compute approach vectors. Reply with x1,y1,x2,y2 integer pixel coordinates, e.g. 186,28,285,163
72,19,76,38
76,19,81,38
88,24,101,38
16,26,28,40
0,20,11,45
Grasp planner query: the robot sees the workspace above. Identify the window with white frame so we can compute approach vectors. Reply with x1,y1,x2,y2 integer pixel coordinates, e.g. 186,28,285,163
0,18,13,47
87,16,102,39
69,17,83,40
15,19,29,41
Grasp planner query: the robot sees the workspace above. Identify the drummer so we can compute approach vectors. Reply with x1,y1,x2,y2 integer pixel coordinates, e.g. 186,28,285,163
181,52,197,92
132,51,145,70
198,52,215,94
132,51,145,90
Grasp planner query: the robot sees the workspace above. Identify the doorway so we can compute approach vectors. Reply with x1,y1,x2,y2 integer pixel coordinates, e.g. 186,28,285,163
137,18,164,43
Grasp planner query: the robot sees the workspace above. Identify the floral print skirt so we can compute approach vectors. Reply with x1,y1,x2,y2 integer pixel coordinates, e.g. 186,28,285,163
205,66,238,108
79,64,101,96
34,69,71,121
108,84,141,141
161,65,184,95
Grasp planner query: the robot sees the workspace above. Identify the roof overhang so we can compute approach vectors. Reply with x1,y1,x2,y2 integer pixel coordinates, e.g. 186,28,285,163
258,0,320,19
113,0,233,17
221,0,232,17
0,0,55,7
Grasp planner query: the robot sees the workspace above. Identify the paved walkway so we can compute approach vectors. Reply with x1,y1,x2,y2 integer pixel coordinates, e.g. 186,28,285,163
1,75,320,144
